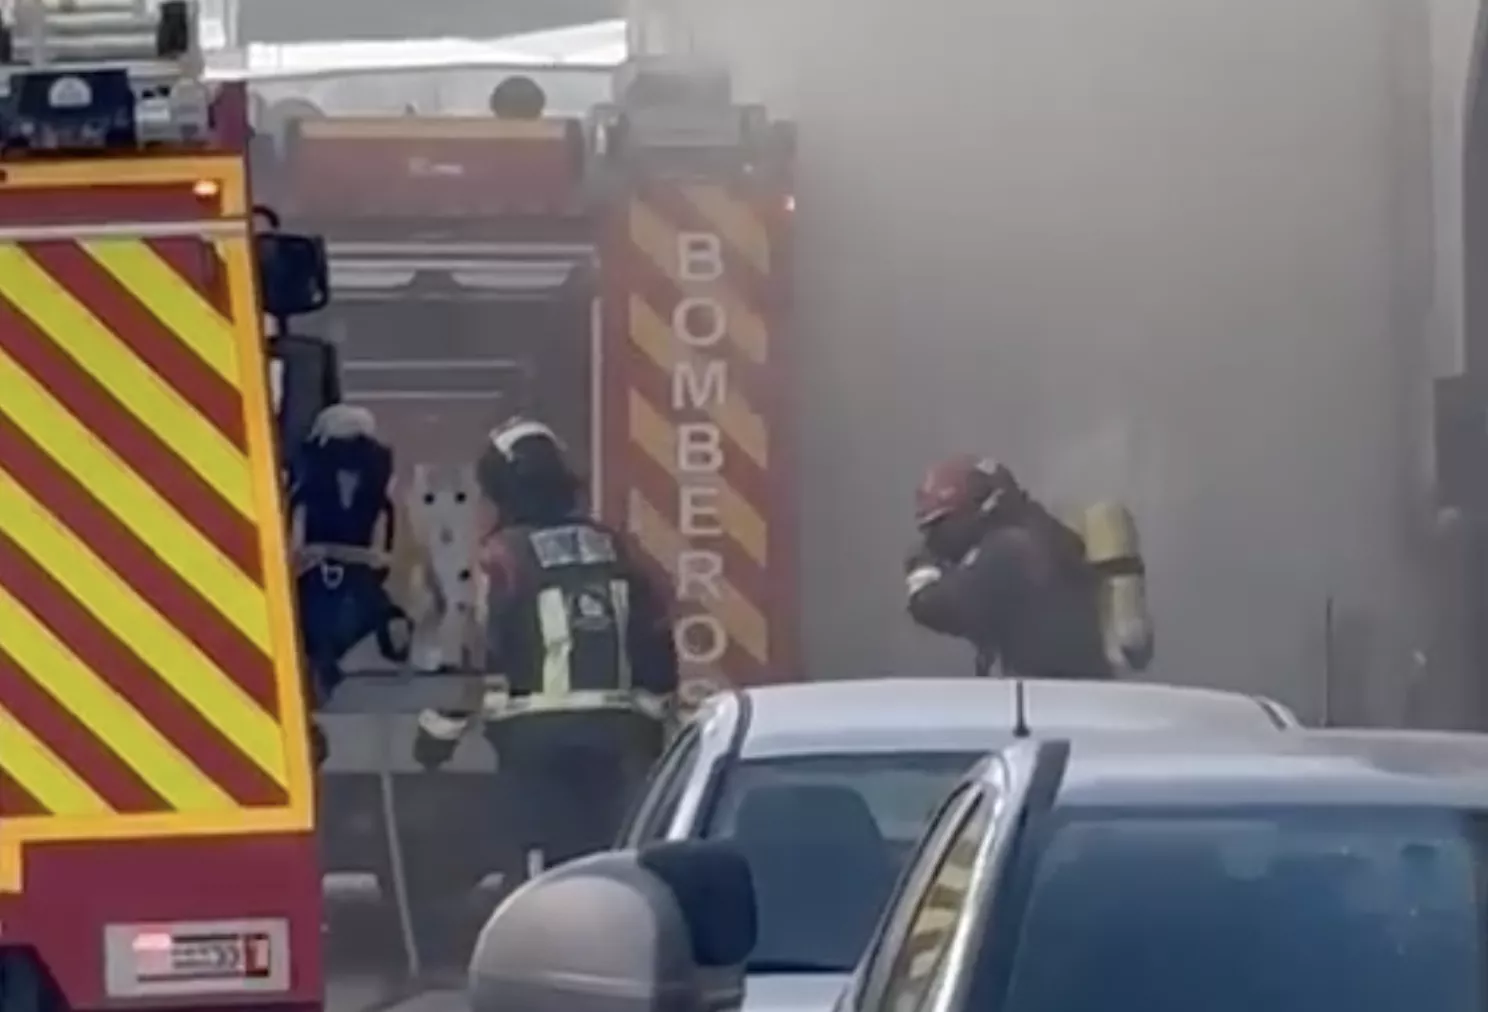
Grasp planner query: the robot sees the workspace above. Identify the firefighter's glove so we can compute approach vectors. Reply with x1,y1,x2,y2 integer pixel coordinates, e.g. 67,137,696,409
412,731,459,771
903,545,944,600
904,541,940,574
413,709,468,770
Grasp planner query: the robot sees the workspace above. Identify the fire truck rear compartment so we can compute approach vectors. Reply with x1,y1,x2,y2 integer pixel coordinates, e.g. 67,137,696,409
312,246,595,985
329,246,594,474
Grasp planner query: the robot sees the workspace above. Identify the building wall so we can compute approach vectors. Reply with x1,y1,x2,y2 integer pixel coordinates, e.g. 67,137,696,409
1421,0,1483,730
1431,0,1477,383
656,0,1456,722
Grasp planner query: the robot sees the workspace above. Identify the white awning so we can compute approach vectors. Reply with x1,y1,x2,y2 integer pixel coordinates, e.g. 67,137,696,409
206,19,627,79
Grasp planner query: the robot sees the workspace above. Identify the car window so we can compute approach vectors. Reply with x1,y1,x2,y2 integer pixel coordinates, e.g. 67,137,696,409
873,792,991,1012
617,724,703,845
708,752,982,844
703,751,983,973
990,805,1488,1012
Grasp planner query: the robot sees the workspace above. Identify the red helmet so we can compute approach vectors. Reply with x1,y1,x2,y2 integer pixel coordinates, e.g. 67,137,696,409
914,455,1019,529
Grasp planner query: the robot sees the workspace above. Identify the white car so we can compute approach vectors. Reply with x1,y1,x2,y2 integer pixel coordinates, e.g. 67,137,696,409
617,677,1299,1012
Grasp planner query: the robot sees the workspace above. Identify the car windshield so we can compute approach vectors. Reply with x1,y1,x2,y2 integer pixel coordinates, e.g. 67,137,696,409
996,806,1488,1012
705,750,982,974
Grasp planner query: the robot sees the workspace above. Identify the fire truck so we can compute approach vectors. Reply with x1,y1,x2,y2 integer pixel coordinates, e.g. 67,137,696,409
0,0,794,1006
256,51,795,985
250,59,796,700
0,0,323,1010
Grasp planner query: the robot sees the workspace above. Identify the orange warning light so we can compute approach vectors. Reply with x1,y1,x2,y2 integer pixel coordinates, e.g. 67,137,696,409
192,179,220,199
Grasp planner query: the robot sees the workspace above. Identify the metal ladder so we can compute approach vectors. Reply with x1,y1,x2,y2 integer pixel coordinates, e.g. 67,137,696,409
0,0,209,147
1,0,198,69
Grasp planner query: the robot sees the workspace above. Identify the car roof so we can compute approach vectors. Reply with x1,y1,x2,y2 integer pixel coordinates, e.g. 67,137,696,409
992,729,1488,809
727,677,1293,759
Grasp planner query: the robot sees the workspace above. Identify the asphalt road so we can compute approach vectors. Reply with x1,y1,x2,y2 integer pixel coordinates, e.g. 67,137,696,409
327,978,467,1012
321,871,501,1012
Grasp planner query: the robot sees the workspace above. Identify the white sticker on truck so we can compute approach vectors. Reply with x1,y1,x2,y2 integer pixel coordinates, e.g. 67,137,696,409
103,918,290,998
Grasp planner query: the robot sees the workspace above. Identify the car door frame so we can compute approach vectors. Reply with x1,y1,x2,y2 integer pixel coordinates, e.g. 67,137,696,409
846,738,1071,1012
615,690,748,846
944,738,1071,1012
848,778,988,1012
666,689,749,837
616,718,705,847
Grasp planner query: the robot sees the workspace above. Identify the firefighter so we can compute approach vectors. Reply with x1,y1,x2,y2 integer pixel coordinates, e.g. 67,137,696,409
904,455,1114,679
290,404,410,762
414,417,678,877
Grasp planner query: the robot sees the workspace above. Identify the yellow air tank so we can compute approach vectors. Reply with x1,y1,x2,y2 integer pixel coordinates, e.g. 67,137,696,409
1079,501,1155,675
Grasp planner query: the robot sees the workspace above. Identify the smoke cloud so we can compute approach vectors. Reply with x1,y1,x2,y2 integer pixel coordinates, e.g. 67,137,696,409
677,0,1454,722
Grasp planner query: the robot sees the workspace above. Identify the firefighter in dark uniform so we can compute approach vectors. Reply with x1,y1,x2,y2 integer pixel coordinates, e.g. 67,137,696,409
414,417,678,877
905,455,1113,679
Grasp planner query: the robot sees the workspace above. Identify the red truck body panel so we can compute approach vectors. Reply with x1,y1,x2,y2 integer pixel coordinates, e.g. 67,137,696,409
276,117,586,219
0,156,319,1010
597,175,797,695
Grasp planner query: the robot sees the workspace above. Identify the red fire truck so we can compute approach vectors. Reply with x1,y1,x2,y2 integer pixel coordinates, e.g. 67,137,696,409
254,61,797,697
254,58,797,981
0,0,795,1002
0,1,324,1010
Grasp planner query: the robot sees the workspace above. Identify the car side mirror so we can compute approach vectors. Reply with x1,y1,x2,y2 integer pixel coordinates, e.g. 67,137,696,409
257,232,330,319
470,841,757,1012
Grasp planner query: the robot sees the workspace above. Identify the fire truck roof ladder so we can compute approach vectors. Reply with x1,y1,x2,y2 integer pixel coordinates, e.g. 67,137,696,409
0,0,210,151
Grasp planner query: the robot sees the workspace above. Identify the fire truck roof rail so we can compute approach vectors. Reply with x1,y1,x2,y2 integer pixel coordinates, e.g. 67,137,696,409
0,0,212,151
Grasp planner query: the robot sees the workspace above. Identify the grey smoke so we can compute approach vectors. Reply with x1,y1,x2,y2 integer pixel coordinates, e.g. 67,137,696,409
671,0,1477,724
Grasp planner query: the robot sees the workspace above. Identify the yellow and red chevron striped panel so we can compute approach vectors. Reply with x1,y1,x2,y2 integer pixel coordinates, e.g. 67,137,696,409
600,179,796,691
0,157,313,890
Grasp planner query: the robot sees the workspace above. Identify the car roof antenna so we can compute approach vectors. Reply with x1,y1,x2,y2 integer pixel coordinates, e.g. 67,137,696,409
1012,679,1030,738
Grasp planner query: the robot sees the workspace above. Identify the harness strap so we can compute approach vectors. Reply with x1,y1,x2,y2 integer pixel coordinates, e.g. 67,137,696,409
1090,556,1145,577
298,542,391,575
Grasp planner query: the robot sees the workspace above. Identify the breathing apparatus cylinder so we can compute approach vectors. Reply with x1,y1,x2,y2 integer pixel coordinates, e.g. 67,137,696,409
1080,500,1154,675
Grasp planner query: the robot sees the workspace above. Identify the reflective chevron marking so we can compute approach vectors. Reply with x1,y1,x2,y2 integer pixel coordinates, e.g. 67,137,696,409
0,702,111,817
603,181,793,691
0,155,315,894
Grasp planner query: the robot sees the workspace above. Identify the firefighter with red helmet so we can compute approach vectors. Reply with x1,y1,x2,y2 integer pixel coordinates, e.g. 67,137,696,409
905,455,1114,679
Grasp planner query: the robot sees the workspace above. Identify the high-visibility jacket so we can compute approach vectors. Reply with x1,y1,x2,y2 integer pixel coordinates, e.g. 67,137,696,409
416,517,678,743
